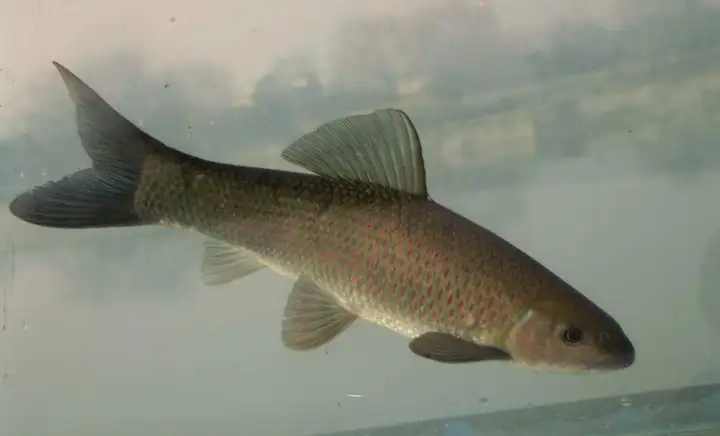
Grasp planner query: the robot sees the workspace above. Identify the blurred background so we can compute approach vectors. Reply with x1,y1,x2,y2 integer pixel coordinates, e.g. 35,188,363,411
1,1,719,435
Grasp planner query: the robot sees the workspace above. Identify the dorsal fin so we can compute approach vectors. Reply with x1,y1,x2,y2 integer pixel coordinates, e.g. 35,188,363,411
281,108,429,197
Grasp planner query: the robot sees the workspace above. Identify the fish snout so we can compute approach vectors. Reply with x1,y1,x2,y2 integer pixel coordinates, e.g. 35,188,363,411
602,335,635,370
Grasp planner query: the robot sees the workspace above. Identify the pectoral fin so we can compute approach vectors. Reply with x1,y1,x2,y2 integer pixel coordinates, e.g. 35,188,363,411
409,332,512,363
282,276,357,351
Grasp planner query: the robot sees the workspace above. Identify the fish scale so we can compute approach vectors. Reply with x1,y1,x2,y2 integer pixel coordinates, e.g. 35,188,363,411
7,61,635,372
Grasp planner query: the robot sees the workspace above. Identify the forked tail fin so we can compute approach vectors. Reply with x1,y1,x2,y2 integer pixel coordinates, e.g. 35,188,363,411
9,61,170,229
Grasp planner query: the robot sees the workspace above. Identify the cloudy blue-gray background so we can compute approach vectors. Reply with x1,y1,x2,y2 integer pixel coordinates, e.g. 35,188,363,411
1,1,720,435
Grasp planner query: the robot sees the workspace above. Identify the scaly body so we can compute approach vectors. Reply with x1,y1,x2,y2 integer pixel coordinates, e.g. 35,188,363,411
141,162,571,347
9,62,635,371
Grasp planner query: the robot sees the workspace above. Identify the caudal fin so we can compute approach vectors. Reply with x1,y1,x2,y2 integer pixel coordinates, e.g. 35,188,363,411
9,61,168,229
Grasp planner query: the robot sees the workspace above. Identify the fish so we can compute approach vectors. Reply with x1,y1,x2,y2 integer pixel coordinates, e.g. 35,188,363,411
8,61,635,371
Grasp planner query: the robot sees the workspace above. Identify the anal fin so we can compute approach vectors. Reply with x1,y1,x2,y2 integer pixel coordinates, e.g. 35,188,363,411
409,332,512,364
282,276,357,351
200,239,266,286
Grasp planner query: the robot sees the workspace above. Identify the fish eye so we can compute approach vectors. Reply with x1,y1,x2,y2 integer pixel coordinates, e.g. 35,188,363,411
561,327,584,345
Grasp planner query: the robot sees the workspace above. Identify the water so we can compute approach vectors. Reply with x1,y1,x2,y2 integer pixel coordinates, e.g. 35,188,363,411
1,1,719,435
324,383,720,436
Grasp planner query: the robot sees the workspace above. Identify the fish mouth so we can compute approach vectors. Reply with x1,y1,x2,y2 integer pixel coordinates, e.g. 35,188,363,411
597,338,636,370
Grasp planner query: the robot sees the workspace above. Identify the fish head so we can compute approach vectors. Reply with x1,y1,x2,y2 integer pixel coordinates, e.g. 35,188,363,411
504,298,635,372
